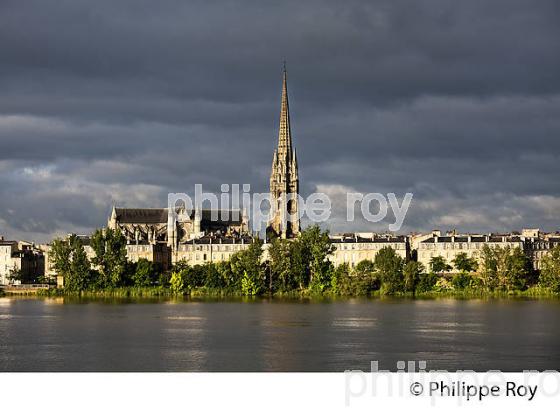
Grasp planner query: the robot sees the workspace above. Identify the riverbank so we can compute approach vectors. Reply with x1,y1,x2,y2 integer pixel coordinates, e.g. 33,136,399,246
25,285,560,300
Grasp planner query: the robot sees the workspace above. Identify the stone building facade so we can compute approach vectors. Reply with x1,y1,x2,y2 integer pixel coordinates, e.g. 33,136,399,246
417,233,525,273
526,236,560,270
172,235,257,266
0,238,44,285
329,233,409,268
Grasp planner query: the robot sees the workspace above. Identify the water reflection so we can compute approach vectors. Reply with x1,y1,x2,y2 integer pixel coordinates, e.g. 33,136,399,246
0,296,559,371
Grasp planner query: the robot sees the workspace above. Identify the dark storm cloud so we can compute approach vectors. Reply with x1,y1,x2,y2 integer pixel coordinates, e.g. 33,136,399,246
0,0,559,241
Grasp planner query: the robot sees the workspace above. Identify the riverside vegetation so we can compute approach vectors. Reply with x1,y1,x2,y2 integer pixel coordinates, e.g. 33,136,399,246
36,226,560,298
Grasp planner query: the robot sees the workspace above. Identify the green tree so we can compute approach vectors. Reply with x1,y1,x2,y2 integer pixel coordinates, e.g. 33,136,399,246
505,247,531,291
353,259,381,293
91,228,127,288
50,238,72,278
133,258,156,287
452,252,478,273
204,262,226,289
268,238,295,292
169,270,185,294
417,273,438,293
230,238,264,295
375,247,404,294
289,238,311,289
478,245,530,291
430,256,451,274
300,226,335,293
66,235,92,291
479,245,499,290
215,261,235,290
539,246,560,292
403,261,424,293
452,272,473,290
51,235,92,291
494,246,512,290
330,263,351,295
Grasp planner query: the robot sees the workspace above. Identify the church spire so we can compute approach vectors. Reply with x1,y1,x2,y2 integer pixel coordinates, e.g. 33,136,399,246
268,64,300,239
277,63,292,156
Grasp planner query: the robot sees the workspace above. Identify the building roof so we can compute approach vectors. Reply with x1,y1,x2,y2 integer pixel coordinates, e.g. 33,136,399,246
114,207,243,225
421,235,523,243
0,240,17,246
182,235,256,245
330,236,406,244
114,208,169,224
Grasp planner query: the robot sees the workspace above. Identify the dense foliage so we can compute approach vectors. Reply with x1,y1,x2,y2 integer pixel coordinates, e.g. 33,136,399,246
47,228,560,296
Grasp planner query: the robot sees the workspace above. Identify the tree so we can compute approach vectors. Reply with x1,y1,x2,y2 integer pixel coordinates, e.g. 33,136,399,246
430,256,451,274
353,260,381,293
268,238,295,292
505,247,531,291
215,261,235,291
478,245,531,291
50,235,92,291
479,245,498,290
133,258,157,287
230,238,264,295
452,252,478,273
417,273,438,293
452,272,473,290
354,259,376,276
7,267,40,285
494,246,512,290
66,235,92,291
403,261,424,293
289,238,311,289
375,247,404,294
170,270,185,294
6,268,22,284
300,226,335,293
539,246,560,292
91,228,127,288
50,238,72,279
204,262,226,289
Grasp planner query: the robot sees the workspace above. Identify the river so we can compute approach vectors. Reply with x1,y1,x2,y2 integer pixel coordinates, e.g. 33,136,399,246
1,296,559,371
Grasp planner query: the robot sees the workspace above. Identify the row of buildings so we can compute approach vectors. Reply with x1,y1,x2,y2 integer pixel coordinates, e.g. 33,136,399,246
0,236,45,285
2,228,560,286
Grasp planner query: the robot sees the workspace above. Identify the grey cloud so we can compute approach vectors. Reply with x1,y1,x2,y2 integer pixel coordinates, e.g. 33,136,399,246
0,0,559,241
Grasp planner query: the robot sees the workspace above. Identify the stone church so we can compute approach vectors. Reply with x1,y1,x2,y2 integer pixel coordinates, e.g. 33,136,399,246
108,206,249,246
108,66,299,248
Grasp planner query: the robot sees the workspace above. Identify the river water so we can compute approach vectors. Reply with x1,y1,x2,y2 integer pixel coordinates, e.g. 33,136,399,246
1,296,559,371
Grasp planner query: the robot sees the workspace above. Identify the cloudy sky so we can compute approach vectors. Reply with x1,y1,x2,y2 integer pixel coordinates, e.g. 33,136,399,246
1,0,560,242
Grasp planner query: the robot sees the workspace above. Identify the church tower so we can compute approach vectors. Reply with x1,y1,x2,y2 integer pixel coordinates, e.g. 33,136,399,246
268,65,300,239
